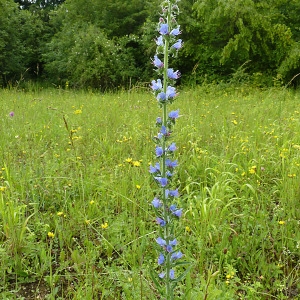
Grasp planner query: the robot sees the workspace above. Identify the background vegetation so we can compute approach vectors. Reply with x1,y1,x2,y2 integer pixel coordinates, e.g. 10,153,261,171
0,85,300,299
0,0,299,89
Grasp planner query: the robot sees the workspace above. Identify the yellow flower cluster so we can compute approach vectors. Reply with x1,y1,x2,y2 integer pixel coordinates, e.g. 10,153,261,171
116,136,132,143
125,158,142,167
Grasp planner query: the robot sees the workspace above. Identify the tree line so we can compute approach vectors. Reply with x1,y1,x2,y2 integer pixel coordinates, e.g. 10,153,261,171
1,0,299,89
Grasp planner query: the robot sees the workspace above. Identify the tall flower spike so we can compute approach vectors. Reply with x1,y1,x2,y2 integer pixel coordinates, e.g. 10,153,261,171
149,1,186,298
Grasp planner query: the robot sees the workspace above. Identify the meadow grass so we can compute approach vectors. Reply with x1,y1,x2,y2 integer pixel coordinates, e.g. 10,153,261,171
0,85,299,299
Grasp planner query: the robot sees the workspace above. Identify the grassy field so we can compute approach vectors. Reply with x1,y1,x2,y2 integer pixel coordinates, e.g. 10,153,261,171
0,85,300,299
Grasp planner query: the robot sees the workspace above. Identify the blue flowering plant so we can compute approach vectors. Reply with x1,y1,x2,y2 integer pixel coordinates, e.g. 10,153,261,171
149,1,189,298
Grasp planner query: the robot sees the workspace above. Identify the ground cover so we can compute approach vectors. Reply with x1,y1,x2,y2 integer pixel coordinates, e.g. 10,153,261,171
0,85,299,299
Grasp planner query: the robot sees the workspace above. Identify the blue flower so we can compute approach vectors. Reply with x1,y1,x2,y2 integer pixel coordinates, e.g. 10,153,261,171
156,117,162,124
156,217,166,227
157,126,169,139
166,170,173,177
170,26,181,36
160,125,168,136
166,159,178,168
157,92,166,102
155,177,168,187
156,237,167,247
168,110,179,119
166,189,179,198
170,238,177,246
166,239,177,252
166,86,176,98
173,209,183,217
152,197,162,208
159,23,169,35
158,253,165,265
169,204,182,217
166,244,173,252
155,146,164,157
151,79,162,91
171,251,183,261
169,269,175,279
150,162,160,174
172,39,182,50
153,55,163,68
167,68,181,80
156,36,164,46
169,204,177,211
159,270,175,279
168,143,177,152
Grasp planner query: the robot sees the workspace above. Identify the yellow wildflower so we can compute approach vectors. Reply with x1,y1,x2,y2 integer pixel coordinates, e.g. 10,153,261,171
57,211,64,216
278,220,285,225
101,222,108,229
132,161,141,167
47,232,55,238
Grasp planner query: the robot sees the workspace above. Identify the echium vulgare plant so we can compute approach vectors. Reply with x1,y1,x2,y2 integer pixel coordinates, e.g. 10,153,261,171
149,1,188,299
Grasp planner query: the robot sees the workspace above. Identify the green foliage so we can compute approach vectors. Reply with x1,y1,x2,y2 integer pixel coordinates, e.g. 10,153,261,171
42,0,150,89
1,0,300,87
183,0,299,85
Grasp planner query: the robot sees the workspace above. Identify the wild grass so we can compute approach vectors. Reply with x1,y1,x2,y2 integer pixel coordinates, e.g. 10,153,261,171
0,85,299,299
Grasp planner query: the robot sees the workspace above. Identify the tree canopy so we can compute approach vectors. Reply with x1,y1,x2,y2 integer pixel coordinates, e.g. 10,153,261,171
1,0,299,88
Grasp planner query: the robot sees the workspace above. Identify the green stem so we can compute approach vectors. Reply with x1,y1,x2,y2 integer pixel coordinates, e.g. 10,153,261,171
162,2,172,299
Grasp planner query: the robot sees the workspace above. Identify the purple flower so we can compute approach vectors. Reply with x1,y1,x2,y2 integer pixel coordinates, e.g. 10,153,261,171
158,253,165,265
152,197,162,208
9,111,14,117
168,143,177,152
159,23,169,35
153,55,163,68
156,217,166,227
159,272,165,279
155,146,164,157
168,110,179,119
149,163,160,174
156,36,164,46
166,86,176,98
170,26,181,36
151,79,162,91
172,39,182,50
155,177,168,187
156,237,167,247
167,68,181,80
171,251,183,261
156,117,162,124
